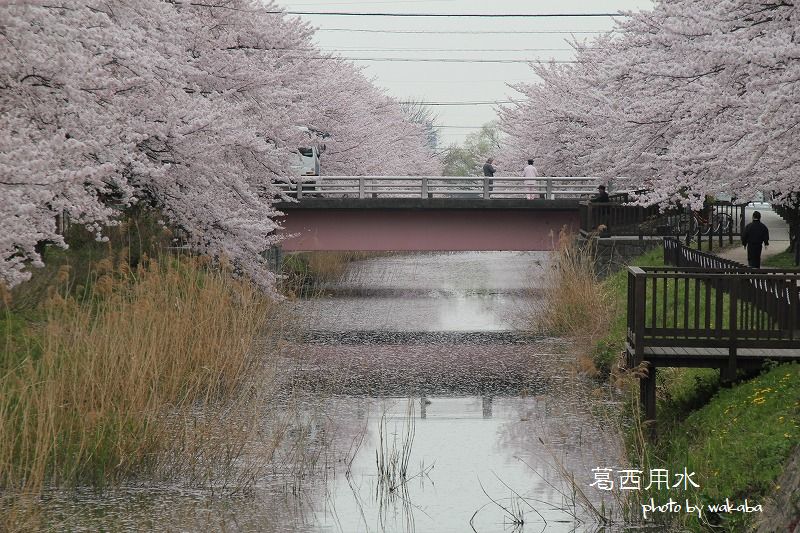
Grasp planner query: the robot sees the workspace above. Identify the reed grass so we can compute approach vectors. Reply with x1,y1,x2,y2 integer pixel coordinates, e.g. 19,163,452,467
0,253,280,496
534,229,616,374
375,400,416,494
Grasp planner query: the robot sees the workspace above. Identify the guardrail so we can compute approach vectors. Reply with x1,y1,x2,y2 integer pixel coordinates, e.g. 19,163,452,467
277,176,629,200
580,201,660,236
580,199,746,241
662,237,800,346
663,237,744,269
663,202,746,250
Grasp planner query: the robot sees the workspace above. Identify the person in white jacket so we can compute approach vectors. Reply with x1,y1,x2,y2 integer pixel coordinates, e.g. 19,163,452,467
522,159,538,199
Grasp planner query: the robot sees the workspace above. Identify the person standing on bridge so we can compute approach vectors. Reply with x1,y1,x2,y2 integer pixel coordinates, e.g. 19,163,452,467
522,159,538,199
742,210,770,268
483,158,496,197
592,184,610,203
483,158,496,178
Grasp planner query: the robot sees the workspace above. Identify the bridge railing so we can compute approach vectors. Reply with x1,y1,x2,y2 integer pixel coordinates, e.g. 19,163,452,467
579,200,660,236
581,200,746,240
277,176,629,200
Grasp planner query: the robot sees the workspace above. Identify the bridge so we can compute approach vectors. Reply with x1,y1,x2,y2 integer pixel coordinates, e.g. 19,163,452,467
275,176,624,251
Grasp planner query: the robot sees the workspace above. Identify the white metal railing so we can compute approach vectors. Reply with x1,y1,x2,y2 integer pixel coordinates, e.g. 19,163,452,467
277,176,630,200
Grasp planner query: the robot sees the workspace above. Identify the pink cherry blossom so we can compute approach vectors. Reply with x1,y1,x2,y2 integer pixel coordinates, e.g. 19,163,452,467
1,1,438,289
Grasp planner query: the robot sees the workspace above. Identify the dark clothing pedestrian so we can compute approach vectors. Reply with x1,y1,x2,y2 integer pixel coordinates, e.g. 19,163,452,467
482,160,496,196
742,219,770,268
592,189,610,203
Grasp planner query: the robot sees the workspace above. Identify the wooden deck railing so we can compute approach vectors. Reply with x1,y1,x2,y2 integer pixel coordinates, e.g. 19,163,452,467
627,267,800,359
663,237,744,270
626,265,800,431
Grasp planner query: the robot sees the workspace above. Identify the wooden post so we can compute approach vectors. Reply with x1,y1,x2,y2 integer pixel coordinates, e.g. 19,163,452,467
546,178,553,200
267,245,283,274
359,177,365,199
723,277,738,384
708,222,714,252
794,224,800,266
697,224,703,251
483,178,490,199
740,206,746,235
421,177,428,199
296,180,303,199
587,202,594,231
794,222,800,267
729,210,734,245
633,270,646,367
791,281,799,340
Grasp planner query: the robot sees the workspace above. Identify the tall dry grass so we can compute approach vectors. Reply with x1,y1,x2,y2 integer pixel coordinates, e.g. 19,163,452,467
534,228,616,373
0,253,281,495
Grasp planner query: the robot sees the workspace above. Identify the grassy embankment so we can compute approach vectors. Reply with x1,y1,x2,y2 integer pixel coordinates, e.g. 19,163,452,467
1,213,289,528
540,236,800,531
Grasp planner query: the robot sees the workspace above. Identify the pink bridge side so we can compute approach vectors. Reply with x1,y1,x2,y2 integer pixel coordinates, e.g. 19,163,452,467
276,209,580,251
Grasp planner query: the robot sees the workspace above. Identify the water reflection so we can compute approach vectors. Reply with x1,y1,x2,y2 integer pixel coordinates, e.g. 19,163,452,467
34,252,625,532
284,252,621,532
295,252,544,332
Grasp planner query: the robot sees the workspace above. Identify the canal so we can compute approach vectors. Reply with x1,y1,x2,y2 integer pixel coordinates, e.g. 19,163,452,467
38,252,624,532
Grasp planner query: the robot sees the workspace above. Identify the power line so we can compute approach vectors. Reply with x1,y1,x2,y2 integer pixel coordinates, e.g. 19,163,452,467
285,0,458,5
318,47,576,52
379,79,536,83
225,48,579,63
399,100,517,105
315,28,606,34
280,11,624,17
328,57,579,63
286,0,457,4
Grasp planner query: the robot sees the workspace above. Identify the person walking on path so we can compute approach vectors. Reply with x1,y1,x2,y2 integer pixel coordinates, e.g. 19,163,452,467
742,210,770,268
522,159,538,199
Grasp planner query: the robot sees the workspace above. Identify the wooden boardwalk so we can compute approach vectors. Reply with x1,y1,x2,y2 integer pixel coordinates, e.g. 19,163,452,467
626,239,800,433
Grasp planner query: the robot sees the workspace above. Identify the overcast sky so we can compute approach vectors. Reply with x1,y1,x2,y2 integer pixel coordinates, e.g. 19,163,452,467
276,0,654,146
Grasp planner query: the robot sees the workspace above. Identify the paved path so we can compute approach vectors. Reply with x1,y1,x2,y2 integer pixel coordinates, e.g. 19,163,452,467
718,205,791,264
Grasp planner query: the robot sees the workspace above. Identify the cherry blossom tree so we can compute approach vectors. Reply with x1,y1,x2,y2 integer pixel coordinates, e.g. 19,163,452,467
499,0,800,209
1,1,438,289
306,59,441,177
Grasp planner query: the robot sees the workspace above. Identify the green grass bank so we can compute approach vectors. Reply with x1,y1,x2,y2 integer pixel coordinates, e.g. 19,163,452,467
548,240,800,531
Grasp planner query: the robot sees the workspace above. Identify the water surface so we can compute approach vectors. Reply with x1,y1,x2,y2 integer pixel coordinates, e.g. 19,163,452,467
38,252,624,532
